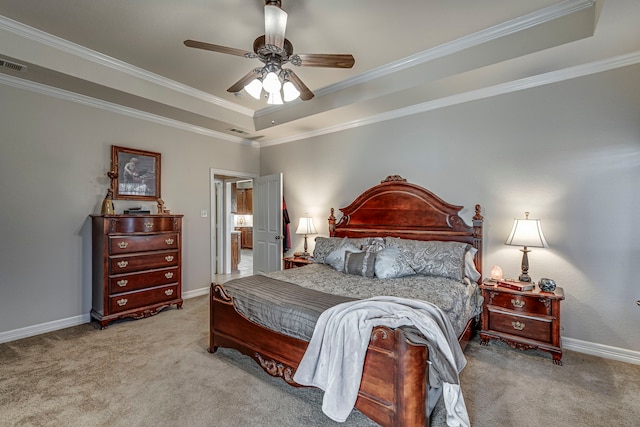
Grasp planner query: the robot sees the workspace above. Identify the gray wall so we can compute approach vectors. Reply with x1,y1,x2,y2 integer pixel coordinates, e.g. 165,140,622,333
262,64,640,352
0,83,259,333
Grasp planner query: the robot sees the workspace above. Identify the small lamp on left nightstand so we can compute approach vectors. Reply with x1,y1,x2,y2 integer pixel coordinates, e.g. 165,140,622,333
296,214,317,258
505,211,548,282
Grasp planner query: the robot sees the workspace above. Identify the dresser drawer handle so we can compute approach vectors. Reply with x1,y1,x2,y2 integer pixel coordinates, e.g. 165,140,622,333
165,289,174,296
117,298,128,307
144,221,153,230
511,299,525,308
117,241,128,249
165,272,174,279
511,321,525,331
165,238,174,245
117,261,129,268
117,279,128,287
165,255,174,262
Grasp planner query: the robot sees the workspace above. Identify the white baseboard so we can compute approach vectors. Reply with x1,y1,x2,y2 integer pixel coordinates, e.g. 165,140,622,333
0,288,210,345
563,337,640,365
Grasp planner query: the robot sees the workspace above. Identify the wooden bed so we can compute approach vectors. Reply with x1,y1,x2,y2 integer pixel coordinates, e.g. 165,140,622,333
209,175,483,426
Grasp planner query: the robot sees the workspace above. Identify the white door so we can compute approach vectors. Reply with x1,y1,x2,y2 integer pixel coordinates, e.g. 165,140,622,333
253,173,283,274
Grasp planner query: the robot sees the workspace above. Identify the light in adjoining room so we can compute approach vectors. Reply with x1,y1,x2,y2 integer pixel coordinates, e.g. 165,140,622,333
295,215,317,258
505,212,548,283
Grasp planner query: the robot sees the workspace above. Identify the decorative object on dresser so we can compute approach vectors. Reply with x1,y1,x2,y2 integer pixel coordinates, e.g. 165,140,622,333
480,280,564,365
100,188,115,215
283,256,313,269
489,265,503,281
91,214,183,329
112,145,161,200
505,211,548,282
496,279,534,292
295,214,317,258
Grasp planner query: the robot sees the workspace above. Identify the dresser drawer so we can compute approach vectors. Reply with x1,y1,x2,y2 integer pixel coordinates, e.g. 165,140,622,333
109,267,179,294
109,284,179,314
486,291,551,316
109,251,179,274
109,233,179,255
488,310,551,343
108,216,179,233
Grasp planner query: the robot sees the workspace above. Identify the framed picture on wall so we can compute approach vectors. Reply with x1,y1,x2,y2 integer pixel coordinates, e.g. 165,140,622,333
112,145,161,200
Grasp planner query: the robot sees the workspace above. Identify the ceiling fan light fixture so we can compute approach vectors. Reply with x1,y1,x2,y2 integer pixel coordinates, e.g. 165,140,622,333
282,80,300,102
244,78,263,99
267,91,283,105
264,4,287,49
262,71,282,94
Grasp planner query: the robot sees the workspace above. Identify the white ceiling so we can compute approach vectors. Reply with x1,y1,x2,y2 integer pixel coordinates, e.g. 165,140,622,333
0,0,638,145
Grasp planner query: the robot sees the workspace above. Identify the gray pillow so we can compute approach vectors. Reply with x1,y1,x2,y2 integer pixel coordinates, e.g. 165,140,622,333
374,246,416,279
344,251,376,278
313,237,345,263
385,237,470,282
325,243,362,272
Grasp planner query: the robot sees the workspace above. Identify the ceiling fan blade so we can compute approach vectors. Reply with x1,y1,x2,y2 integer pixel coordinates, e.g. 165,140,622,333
184,40,254,58
285,70,314,101
227,68,262,93
264,4,288,49
292,54,355,68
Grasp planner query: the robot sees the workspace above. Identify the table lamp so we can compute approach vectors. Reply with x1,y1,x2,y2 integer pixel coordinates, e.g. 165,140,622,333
295,214,317,258
505,212,548,282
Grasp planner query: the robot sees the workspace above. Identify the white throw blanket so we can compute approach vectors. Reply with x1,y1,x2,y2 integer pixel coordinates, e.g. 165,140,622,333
293,296,470,427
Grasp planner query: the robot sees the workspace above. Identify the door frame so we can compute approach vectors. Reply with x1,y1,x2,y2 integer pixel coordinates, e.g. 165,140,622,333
210,168,257,281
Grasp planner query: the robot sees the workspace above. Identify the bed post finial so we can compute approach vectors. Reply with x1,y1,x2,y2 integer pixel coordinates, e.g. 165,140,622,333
328,208,336,237
382,175,407,183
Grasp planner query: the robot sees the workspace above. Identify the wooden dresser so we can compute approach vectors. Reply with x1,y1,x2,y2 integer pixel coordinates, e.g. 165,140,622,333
91,214,183,328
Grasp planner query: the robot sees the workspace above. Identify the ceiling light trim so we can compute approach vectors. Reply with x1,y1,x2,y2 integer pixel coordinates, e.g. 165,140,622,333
0,73,257,146
0,15,254,117
257,0,595,116
260,50,640,147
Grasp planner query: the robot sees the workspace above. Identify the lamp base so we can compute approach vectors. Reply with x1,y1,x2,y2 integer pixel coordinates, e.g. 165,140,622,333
518,273,532,283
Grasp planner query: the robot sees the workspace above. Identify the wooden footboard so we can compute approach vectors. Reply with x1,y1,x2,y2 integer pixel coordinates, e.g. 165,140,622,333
210,283,431,427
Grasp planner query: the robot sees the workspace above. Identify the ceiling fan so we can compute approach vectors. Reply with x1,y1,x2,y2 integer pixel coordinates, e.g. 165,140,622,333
184,0,355,104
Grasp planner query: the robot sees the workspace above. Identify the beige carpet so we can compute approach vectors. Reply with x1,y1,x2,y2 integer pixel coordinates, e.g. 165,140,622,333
1,295,638,426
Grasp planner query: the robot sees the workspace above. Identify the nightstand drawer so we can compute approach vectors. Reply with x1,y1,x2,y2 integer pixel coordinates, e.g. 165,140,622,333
489,310,551,342
486,291,550,316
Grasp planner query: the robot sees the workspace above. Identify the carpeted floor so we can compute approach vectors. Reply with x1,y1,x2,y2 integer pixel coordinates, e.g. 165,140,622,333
1,295,638,426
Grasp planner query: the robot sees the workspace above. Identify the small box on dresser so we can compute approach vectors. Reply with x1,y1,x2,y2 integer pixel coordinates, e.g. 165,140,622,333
479,280,564,365
91,214,184,328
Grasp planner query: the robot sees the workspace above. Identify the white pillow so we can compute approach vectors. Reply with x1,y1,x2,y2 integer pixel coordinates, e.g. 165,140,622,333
325,244,362,272
465,247,481,282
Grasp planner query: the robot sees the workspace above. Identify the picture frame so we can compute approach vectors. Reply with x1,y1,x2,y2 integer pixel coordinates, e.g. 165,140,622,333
111,145,161,200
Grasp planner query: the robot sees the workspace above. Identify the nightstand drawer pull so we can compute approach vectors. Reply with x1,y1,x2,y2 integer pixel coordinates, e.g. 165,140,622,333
165,255,174,262
511,299,525,308
165,272,174,279
165,238,174,245
117,241,128,249
165,289,174,296
117,279,128,287
117,260,128,268
511,321,525,331
117,298,128,307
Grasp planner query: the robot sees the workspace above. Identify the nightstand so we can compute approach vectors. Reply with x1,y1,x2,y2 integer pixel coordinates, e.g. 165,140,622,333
283,257,313,269
479,281,564,365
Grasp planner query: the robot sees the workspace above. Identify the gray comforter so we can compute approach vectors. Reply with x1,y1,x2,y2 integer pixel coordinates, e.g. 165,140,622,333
219,263,483,341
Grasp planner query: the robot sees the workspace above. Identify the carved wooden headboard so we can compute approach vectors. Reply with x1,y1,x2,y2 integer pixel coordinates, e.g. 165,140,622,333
328,175,483,275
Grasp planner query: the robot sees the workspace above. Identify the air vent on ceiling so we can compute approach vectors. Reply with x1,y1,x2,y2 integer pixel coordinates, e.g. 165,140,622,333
0,58,27,73
228,127,251,136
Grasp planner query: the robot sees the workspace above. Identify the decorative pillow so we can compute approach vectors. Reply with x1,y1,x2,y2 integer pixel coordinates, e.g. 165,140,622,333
374,246,416,279
465,247,481,282
325,243,362,272
361,237,386,253
385,237,470,282
344,237,372,250
344,251,376,278
313,237,346,263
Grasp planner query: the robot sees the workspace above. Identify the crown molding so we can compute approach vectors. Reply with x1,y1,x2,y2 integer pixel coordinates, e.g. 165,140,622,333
261,50,640,147
0,15,254,117
0,73,256,146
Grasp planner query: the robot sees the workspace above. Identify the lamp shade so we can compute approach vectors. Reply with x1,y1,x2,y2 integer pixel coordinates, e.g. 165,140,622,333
505,213,548,248
296,216,317,235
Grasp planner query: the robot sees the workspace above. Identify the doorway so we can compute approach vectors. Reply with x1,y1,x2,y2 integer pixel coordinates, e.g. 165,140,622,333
210,169,256,284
